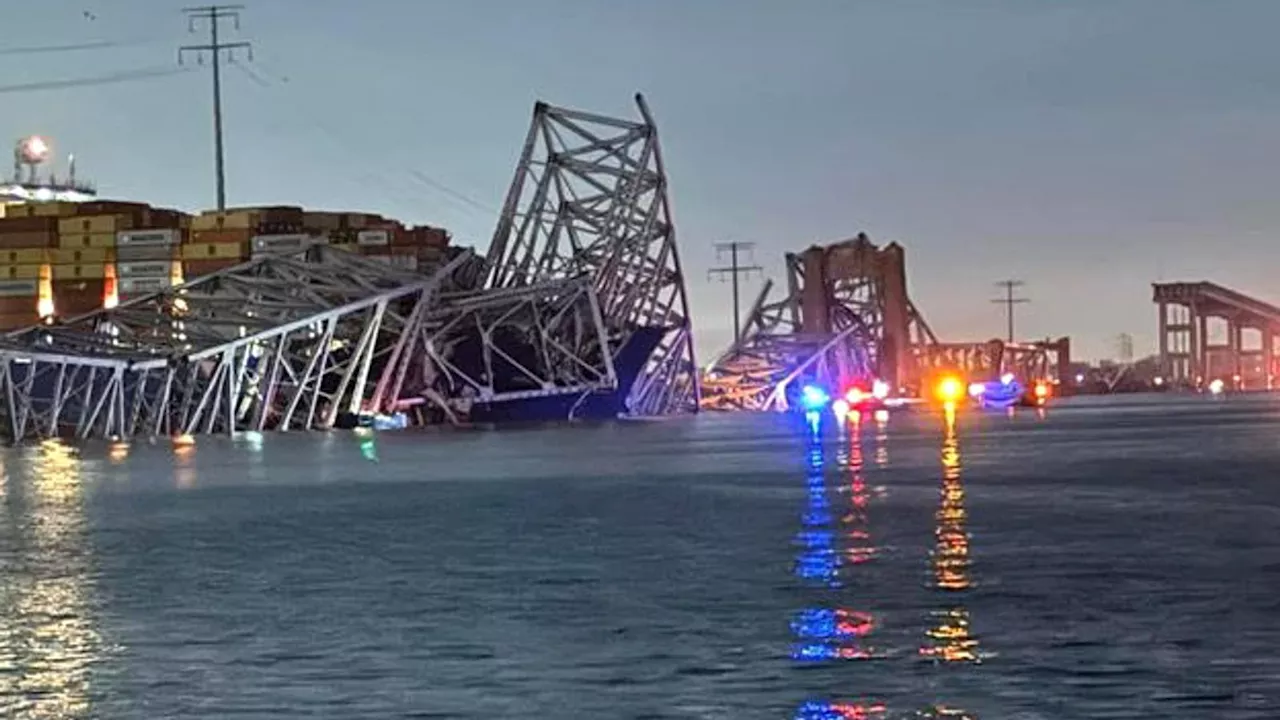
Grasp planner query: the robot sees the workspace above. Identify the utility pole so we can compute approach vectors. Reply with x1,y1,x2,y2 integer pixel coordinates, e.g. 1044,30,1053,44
179,5,252,211
708,241,763,345
991,279,1029,343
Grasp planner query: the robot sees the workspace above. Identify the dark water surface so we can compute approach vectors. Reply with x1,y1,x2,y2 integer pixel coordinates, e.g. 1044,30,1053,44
0,394,1277,718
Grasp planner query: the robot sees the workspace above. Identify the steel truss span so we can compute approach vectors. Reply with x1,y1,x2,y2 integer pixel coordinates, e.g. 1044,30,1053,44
0,244,474,442
484,93,700,415
701,233,1071,412
375,276,619,422
701,235,935,412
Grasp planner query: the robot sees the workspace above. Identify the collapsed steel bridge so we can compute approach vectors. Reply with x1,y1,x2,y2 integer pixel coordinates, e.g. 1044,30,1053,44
0,94,700,442
701,234,1070,412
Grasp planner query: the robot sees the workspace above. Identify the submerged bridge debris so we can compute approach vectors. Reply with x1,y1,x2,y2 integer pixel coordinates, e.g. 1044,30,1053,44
700,234,1070,412
0,94,700,442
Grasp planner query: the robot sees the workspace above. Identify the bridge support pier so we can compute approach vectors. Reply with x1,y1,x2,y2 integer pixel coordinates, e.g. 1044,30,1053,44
1155,282,1280,390
1267,331,1275,389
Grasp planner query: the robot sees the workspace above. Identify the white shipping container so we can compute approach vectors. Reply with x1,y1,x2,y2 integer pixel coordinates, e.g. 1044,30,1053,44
389,254,417,271
251,233,312,254
366,254,417,271
0,279,38,297
118,261,172,277
117,228,180,247
357,229,390,246
115,246,175,262
119,276,173,294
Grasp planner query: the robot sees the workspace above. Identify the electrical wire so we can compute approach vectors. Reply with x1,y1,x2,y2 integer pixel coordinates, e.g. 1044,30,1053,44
0,66,191,94
235,56,497,218
0,37,159,56
230,60,464,221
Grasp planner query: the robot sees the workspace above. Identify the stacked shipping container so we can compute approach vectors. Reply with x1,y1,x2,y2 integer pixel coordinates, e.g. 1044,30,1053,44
0,205,59,328
0,200,453,330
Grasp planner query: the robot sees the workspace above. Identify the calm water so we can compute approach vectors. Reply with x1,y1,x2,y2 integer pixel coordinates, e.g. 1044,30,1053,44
0,394,1277,718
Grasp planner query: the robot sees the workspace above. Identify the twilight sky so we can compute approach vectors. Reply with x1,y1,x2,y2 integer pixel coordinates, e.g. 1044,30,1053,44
5,0,1280,361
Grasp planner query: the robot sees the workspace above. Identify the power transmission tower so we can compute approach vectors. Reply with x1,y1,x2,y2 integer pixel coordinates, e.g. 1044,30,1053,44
991,279,1029,343
708,241,763,345
1117,333,1134,364
179,5,252,211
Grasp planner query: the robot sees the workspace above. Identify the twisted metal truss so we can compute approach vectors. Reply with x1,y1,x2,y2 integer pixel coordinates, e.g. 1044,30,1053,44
701,235,936,412
700,278,876,412
484,93,699,415
0,245,471,441
373,275,618,420
916,339,1070,383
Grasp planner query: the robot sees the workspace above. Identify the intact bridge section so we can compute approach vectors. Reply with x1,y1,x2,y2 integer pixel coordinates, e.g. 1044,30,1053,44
1154,281,1280,389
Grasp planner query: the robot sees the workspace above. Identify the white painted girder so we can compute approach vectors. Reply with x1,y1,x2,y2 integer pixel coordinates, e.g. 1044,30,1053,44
0,245,472,441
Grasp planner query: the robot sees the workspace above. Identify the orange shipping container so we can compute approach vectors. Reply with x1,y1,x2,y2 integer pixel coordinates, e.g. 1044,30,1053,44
5,202,79,219
73,201,150,214
0,265,41,280
31,202,81,218
191,210,258,232
0,312,39,330
49,247,110,264
53,278,106,296
0,232,56,249
183,258,240,277
0,296,36,314
342,213,388,230
191,228,252,244
59,232,116,249
52,263,106,280
303,212,343,231
182,242,245,260
0,248,46,264
0,216,58,233
57,213,135,235
399,226,449,248
52,290,104,317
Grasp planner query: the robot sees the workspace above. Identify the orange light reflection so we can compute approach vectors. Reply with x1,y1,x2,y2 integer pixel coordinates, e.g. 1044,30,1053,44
922,406,982,663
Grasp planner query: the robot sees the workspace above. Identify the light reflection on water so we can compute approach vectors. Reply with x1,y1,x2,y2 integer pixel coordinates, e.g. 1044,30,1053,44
0,440,107,719
798,408,977,719
792,412,883,712
921,405,983,666
0,400,1268,716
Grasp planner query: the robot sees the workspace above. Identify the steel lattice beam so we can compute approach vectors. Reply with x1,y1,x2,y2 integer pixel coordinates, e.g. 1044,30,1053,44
371,275,619,421
484,94,699,416
0,245,472,442
702,235,935,411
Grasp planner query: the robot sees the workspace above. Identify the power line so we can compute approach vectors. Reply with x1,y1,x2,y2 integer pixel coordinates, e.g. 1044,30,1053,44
231,61,456,220
991,279,1029,343
708,242,763,345
0,39,140,55
179,4,252,211
234,56,496,219
0,66,189,94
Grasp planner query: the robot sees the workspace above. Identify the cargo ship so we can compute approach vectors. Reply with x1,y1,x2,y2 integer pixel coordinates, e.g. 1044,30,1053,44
0,135,645,426
0,135,455,331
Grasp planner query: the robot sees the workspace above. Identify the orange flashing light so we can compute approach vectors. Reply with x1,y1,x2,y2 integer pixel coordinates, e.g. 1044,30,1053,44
1033,381,1050,405
935,375,964,404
